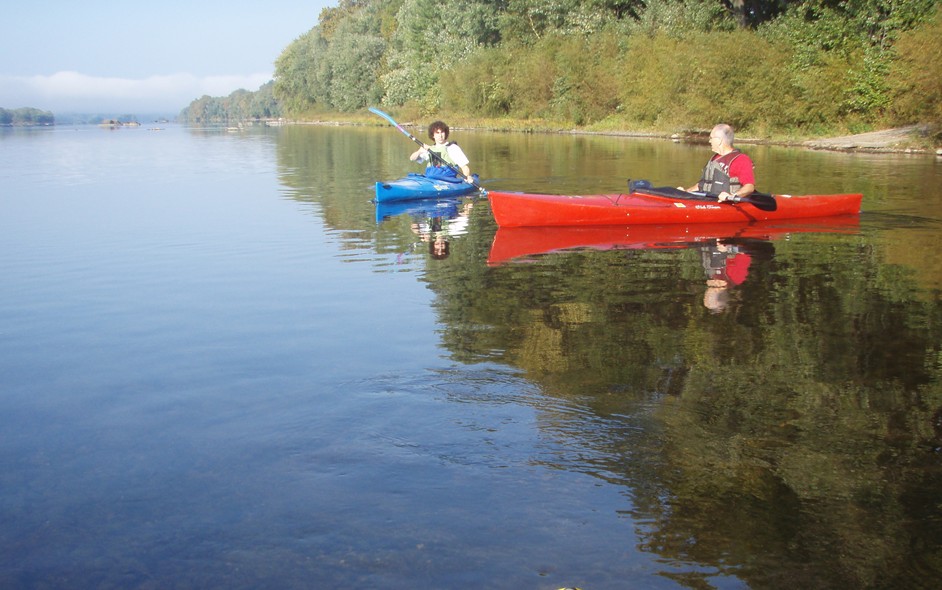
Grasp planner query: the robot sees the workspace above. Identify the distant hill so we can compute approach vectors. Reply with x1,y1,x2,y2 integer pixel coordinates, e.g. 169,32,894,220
1,107,54,126
1,107,178,127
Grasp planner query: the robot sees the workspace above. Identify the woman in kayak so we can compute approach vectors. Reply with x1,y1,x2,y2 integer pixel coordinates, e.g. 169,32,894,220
410,120,473,182
679,123,755,202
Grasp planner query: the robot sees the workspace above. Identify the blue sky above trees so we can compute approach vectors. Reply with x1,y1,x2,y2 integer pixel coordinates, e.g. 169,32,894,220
0,0,331,114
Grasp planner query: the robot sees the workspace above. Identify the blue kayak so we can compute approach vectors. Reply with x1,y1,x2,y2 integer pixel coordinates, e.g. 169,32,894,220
375,172,480,203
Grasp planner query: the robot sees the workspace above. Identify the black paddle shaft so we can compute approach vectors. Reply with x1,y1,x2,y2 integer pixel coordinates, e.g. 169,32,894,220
628,181,777,212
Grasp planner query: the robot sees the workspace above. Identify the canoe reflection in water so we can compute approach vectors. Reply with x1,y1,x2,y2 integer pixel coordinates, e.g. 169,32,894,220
375,197,474,260
487,217,858,311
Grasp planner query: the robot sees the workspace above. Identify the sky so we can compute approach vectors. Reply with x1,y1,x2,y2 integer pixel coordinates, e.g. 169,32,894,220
1,0,334,115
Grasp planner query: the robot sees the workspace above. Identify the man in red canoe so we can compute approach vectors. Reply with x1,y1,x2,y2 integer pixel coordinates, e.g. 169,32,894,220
679,123,756,203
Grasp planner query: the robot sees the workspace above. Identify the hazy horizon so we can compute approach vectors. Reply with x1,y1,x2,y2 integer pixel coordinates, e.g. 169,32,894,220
2,1,333,114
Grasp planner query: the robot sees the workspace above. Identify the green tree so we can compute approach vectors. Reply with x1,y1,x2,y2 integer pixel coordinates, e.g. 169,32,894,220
274,27,331,114
625,0,735,35
274,0,392,113
262,0,942,137
498,0,619,40
759,0,939,124
320,4,387,111
381,0,502,111
889,4,942,129
249,81,282,119
179,82,284,124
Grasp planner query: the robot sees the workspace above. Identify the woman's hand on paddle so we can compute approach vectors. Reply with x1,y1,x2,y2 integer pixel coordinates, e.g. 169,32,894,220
410,145,429,162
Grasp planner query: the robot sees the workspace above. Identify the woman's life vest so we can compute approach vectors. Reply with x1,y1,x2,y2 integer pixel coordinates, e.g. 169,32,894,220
426,142,458,167
423,142,460,180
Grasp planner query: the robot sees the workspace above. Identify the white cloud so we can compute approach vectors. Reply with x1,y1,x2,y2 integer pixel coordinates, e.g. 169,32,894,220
0,71,273,114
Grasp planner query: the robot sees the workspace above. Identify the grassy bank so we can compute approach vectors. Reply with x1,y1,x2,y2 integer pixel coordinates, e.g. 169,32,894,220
284,109,941,154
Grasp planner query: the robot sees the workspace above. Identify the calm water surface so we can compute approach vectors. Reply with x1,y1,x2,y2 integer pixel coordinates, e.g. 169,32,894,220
2,124,941,589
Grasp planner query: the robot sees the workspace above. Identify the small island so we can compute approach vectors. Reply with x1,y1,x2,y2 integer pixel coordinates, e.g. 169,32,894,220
1,107,153,128
0,107,55,127
98,119,142,128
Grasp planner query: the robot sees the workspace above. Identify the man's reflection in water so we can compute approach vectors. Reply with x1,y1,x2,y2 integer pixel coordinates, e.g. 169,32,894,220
701,239,772,313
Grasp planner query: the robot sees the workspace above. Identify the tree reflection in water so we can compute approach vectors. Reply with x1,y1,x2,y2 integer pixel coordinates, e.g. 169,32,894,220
428,213,942,589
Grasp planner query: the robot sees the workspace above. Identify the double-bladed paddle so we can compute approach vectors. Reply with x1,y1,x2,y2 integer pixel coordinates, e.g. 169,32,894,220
368,107,485,193
627,180,777,212
699,190,777,212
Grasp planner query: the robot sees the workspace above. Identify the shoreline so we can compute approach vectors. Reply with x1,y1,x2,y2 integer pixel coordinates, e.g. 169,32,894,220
277,117,942,156
499,124,941,155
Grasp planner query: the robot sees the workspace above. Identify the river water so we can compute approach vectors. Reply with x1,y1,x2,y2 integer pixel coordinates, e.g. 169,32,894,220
1,123,941,589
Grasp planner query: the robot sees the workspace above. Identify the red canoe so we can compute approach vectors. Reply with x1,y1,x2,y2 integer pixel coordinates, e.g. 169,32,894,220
487,188,863,227
487,217,861,266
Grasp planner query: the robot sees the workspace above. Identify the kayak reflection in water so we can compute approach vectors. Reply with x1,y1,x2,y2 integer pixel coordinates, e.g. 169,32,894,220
701,239,754,313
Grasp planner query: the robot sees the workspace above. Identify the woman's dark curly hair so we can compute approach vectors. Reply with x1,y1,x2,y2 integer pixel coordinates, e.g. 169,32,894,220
428,121,449,140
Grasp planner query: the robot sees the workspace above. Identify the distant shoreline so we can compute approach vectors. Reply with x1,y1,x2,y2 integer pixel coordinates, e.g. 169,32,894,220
16,115,937,156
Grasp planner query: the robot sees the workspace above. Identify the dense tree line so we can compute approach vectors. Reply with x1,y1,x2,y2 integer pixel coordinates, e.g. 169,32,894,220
0,107,54,126
179,81,282,124
263,0,941,137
